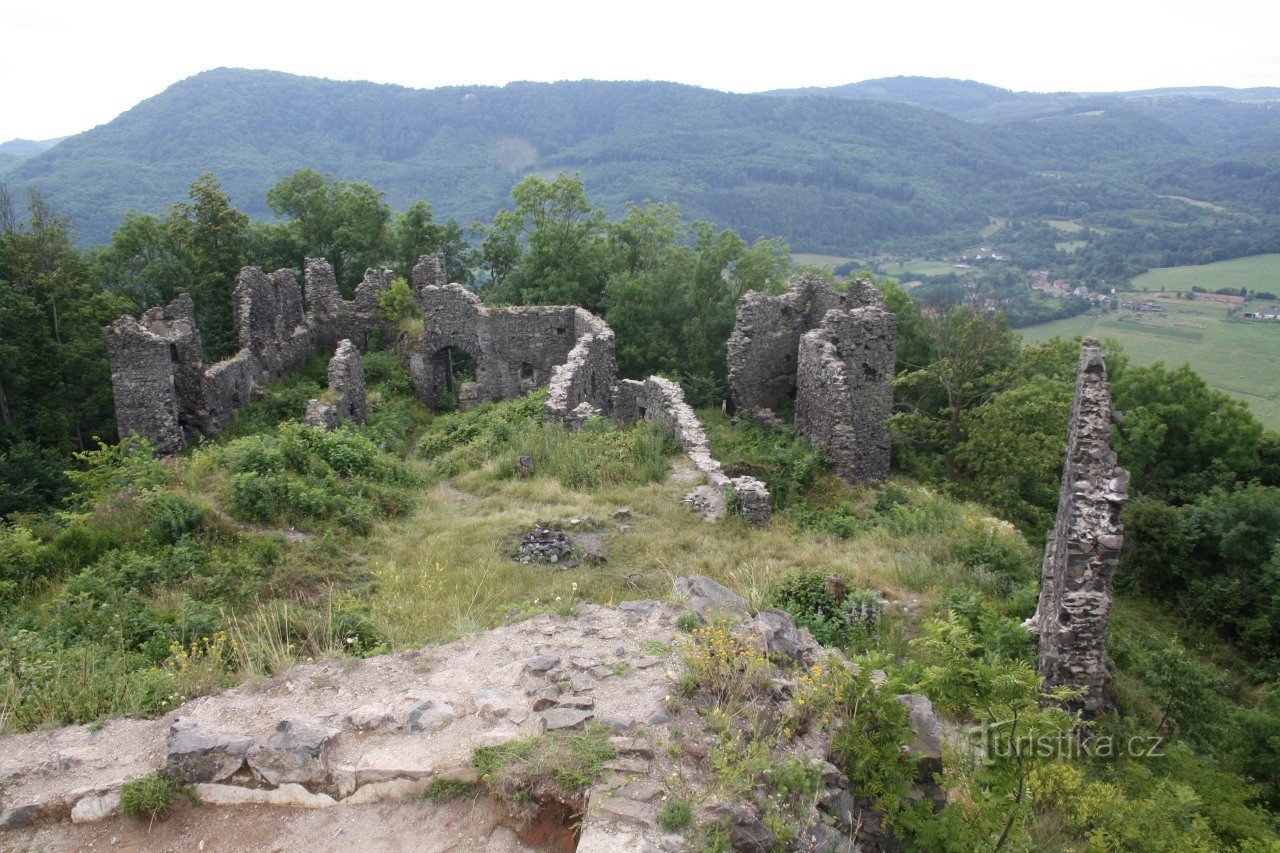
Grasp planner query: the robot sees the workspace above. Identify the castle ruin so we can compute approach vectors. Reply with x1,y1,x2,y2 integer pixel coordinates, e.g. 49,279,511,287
103,259,390,455
728,274,896,485
1026,339,1130,718
104,254,773,522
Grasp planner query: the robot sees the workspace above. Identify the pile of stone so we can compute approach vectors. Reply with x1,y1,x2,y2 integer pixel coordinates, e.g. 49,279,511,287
515,526,575,564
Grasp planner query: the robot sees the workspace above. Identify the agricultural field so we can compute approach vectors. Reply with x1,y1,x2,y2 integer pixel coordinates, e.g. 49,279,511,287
879,259,958,277
1129,253,1280,293
792,252,861,270
1056,240,1088,253
1020,292,1280,430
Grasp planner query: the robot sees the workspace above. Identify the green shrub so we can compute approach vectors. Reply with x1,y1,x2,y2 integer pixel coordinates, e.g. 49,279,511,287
220,421,411,531
702,413,828,509
65,436,171,510
948,524,1037,597
120,772,183,820
763,571,880,647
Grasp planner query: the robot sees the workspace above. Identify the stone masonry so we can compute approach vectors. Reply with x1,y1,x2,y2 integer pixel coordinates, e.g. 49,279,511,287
306,340,367,431
407,263,616,423
615,377,772,523
727,274,895,486
795,306,896,484
1026,339,1130,719
104,259,391,454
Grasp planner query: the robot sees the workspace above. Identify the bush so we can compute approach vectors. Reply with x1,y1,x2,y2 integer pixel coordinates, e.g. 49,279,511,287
120,772,183,821
220,421,411,531
702,414,828,509
763,571,880,647
473,724,616,803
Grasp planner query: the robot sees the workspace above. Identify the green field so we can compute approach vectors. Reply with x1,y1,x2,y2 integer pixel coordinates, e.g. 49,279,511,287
1020,293,1280,431
792,253,860,271
1129,253,1280,293
1056,240,1088,253
882,260,959,277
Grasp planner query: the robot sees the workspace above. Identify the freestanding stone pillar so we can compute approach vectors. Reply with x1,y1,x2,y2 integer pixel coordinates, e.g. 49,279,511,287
1027,339,1129,719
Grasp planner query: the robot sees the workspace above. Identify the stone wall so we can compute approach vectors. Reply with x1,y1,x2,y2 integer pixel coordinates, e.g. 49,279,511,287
727,274,895,487
408,275,615,421
544,310,617,425
306,340,367,431
1027,339,1130,719
104,259,391,453
727,273,853,422
795,306,896,485
615,377,772,523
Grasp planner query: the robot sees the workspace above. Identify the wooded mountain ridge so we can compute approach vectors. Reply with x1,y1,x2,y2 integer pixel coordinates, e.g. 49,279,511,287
3,69,1278,251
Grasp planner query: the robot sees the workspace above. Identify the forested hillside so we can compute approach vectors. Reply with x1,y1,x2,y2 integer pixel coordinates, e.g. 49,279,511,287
6,69,1280,263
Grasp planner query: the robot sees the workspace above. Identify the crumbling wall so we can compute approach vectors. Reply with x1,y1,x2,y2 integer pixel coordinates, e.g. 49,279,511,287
615,377,772,523
411,252,447,302
727,273,863,422
306,340,367,430
103,314,186,455
104,259,391,452
544,310,617,424
411,281,614,418
795,306,896,485
1027,339,1129,719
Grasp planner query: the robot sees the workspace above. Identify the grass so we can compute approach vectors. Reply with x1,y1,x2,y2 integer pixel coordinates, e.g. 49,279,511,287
792,252,859,271
1020,292,1280,431
1055,240,1088,253
1128,252,1280,293
1046,219,1086,233
120,772,184,821
473,723,616,803
882,260,958,278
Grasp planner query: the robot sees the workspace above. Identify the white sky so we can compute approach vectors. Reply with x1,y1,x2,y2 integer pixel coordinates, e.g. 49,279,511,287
2,0,1278,141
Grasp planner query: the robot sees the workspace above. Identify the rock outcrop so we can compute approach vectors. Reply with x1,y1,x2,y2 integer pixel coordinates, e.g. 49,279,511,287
1026,339,1130,719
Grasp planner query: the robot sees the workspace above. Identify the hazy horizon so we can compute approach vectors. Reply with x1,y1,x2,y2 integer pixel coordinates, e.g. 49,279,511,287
3,0,1278,141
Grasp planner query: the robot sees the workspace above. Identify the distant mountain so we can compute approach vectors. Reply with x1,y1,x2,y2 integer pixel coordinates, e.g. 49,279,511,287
0,137,67,157
4,69,1278,252
763,76,1020,116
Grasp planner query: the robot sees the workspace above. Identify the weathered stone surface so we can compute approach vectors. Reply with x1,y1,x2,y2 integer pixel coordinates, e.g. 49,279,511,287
70,791,120,824
164,720,253,783
342,777,435,805
727,273,894,487
526,654,561,673
739,609,820,666
305,339,366,430
540,708,594,731
709,803,777,853
343,705,396,732
673,575,751,621
896,694,943,781
103,257,390,454
193,782,337,809
405,700,458,734
1027,340,1130,719
0,804,44,829
246,717,339,786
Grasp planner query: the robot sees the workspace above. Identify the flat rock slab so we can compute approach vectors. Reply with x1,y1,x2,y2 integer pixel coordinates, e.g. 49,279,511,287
165,721,253,783
540,709,594,731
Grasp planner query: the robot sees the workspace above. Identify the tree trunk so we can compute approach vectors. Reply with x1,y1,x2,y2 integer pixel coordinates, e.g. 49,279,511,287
0,378,11,426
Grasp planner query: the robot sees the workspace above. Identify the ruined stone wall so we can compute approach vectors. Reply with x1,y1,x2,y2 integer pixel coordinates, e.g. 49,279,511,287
615,377,772,523
795,306,896,485
410,280,614,418
727,273,873,421
306,340,367,431
544,310,618,425
104,259,391,452
1029,340,1129,719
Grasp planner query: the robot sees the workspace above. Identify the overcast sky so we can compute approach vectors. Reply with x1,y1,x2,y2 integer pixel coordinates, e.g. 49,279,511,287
3,0,1278,141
